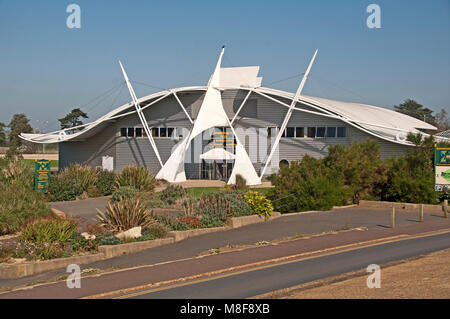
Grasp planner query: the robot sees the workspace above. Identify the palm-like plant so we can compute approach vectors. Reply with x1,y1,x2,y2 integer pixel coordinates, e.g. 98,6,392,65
96,198,156,232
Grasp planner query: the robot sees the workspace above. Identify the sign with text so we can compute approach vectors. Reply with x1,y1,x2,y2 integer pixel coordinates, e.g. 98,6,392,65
435,147,450,191
35,160,50,194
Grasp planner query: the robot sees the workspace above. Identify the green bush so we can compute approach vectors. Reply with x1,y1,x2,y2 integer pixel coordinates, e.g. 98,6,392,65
60,164,98,191
0,182,53,235
196,192,253,226
159,185,186,205
235,174,248,190
135,223,168,241
96,198,157,232
16,217,79,260
269,155,350,213
20,217,78,244
244,191,274,219
47,175,84,201
0,159,34,189
111,186,139,202
95,170,116,196
115,166,155,192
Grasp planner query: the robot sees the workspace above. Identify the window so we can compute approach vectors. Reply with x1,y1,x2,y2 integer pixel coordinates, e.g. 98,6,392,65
337,126,346,138
160,127,167,137
120,128,127,137
135,128,143,138
167,127,174,138
152,127,159,137
279,127,286,138
316,127,326,138
279,160,289,168
286,127,295,138
326,127,336,138
307,127,316,138
296,127,304,138
127,128,135,137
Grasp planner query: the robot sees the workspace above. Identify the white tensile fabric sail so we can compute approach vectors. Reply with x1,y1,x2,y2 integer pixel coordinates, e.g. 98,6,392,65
156,47,261,185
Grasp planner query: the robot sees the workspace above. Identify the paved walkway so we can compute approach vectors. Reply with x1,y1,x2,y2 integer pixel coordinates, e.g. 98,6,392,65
1,206,448,289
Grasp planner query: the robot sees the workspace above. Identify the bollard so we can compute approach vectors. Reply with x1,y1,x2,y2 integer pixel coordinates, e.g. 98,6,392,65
445,200,448,219
391,206,396,228
419,204,424,222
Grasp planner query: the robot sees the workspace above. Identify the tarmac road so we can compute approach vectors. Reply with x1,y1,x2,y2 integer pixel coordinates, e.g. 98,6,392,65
118,230,450,299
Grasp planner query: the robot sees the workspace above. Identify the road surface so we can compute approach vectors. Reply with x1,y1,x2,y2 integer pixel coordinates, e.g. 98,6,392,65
116,230,450,299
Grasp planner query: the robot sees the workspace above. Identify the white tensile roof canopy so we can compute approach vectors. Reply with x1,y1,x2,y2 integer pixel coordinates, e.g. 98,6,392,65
20,47,442,185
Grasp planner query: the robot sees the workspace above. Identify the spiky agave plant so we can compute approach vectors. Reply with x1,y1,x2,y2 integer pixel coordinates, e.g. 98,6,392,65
96,198,156,232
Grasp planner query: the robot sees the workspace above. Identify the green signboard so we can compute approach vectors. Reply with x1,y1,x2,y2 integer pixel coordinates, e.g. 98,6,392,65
35,159,50,194
435,147,450,192
435,147,450,166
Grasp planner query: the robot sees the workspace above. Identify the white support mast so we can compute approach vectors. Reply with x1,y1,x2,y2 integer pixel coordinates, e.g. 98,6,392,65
119,61,163,168
260,49,318,178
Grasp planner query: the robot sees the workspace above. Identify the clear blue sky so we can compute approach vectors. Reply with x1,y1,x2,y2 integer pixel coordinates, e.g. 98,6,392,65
0,0,449,132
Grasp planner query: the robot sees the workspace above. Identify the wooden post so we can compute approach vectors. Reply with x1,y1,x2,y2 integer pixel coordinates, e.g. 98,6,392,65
445,200,448,219
419,204,424,222
391,206,396,228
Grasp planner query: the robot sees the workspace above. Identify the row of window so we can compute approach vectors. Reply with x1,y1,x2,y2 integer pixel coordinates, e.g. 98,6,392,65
120,127,179,138
268,126,346,139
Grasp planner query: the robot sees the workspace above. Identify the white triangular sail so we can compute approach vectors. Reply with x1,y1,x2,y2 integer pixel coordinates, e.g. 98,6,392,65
157,47,261,185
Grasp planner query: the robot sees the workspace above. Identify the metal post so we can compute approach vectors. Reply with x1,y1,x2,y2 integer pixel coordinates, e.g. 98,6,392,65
419,204,424,222
445,200,448,219
391,206,396,228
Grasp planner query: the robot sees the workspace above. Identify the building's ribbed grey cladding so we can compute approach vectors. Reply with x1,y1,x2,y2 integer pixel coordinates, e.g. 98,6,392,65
59,122,117,170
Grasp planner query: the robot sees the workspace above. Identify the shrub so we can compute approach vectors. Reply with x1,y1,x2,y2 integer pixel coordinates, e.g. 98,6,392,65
0,159,34,189
269,155,350,213
196,192,252,225
95,169,116,196
96,198,157,232
244,191,274,219
111,186,139,202
176,215,201,229
135,223,168,241
94,233,121,246
115,166,155,192
160,185,186,205
0,182,53,235
155,215,190,231
16,217,79,260
20,217,78,244
60,164,98,192
47,175,84,201
235,174,248,190
86,185,101,198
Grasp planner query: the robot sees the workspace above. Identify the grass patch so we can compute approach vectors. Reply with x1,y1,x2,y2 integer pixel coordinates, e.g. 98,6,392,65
186,187,221,198
22,159,58,169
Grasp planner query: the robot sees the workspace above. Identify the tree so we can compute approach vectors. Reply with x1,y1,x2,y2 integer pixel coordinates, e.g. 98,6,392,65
394,99,436,124
0,122,6,146
435,109,450,131
58,108,88,132
8,114,32,147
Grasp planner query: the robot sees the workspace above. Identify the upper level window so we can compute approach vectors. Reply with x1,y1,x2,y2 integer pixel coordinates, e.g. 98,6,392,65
160,128,167,138
286,127,295,138
135,128,143,138
307,127,316,138
152,127,159,137
127,128,135,137
316,127,326,138
337,127,346,138
326,127,336,138
296,127,304,138
120,128,127,137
